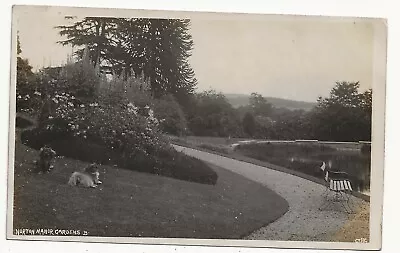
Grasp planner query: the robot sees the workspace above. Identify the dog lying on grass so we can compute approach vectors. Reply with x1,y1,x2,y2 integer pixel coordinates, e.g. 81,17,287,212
68,164,103,188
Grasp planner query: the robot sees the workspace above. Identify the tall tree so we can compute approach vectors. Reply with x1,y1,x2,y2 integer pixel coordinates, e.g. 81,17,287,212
310,81,372,141
16,34,34,93
57,17,197,104
242,112,256,137
56,17,119,69
316,81,362,109
113,18,197,100
249,92,272,117
16,34,36,112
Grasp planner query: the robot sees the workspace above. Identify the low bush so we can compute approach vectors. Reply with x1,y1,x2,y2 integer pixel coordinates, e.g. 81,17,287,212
20,58,217,185
21,129,218,185
153,94,188,136
187,90,243,137
15,116,34,129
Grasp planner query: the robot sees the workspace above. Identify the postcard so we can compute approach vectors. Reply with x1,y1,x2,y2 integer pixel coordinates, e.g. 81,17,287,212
7,5,387,250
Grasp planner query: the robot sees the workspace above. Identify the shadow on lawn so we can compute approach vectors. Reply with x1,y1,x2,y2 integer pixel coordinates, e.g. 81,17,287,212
20,127,218,185
12,136,289,239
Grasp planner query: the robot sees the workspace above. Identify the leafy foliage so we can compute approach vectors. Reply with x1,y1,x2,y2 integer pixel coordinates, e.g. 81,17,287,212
187,90,243,137
16,35,39,113
21,57,217,184
234,83,372,141
153,94,188,136
34,57,165,157
249,92,273,117
57,17,197,104
242,112,256,137
310,81,372,141
20,16,373,144
56,17,118,68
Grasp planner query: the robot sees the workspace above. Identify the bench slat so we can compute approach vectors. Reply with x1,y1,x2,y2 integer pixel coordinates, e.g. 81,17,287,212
344,181,349,190
340,181,345,191
347,180,353,191
338,181,342,191
328,179,354,192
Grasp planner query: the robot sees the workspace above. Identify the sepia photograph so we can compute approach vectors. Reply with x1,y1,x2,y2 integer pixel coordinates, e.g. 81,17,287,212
7,5,387,251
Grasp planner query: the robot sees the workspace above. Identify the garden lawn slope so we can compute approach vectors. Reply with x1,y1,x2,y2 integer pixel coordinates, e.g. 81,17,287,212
13,139,289,239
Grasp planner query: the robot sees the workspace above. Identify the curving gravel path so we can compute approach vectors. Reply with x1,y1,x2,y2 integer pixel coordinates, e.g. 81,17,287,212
172,144,365,241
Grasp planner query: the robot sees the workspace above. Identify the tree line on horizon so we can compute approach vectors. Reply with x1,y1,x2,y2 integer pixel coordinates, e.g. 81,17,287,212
16,17,372,142
186,83,371,142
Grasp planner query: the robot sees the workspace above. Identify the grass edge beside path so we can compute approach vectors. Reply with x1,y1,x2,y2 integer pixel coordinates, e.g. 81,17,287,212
13,134,289,239
170,139,370,202
170,138,371,243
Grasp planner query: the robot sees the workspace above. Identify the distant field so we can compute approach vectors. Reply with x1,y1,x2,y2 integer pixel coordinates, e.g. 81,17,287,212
224,93,317,111
168,135,365,151
168,135,247,146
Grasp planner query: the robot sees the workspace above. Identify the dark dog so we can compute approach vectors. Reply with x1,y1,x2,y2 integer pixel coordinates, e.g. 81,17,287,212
35,145,57,174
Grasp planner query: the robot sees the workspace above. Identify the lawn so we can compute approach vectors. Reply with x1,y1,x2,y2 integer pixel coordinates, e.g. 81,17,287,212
169,135,246,145
167,135,236,155
12,135,289,239
168,135,371,242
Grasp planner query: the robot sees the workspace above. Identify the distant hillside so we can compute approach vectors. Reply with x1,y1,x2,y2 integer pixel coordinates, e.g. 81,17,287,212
224,93,317,111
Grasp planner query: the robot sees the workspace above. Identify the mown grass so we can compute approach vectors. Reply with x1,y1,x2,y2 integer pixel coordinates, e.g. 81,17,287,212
21,129,218,185
13,135,289,238
170,136,371,194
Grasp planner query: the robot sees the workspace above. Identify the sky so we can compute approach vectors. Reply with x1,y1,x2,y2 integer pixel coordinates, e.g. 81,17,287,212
14,6,383,102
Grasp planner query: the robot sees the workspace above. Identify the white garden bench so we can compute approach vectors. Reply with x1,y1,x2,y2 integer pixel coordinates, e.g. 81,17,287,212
318,162,354,213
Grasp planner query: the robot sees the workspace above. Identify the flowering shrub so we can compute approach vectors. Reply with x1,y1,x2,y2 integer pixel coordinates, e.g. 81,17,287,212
16,72,44,115
39,88,166,158
57,60,100,98
22,57,217,184
23,89,218,184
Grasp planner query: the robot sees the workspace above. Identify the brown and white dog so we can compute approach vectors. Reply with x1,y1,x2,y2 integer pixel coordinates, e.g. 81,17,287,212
68,164,103,188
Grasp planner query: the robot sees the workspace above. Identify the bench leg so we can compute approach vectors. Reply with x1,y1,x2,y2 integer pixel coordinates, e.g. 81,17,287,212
319,190,339,211
319,190,354,214
339,191,355,214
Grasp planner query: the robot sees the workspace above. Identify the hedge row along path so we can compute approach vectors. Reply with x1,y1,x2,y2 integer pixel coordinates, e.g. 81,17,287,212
172,144,367,241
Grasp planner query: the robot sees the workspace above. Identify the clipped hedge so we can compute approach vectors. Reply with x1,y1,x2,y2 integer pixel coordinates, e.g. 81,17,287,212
21,129,218,185
15,116,34,129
